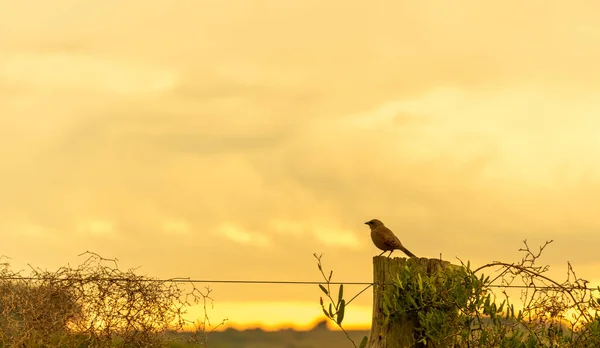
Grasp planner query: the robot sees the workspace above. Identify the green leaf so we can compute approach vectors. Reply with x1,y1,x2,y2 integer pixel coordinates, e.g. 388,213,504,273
383,292,392,311
408,295,418,308
359,336,368,348
319,284,328,295
336,300,346,325
395,274,404,289
328,303,334,317
319,297,323,306
383,304,390,316
321,306,330,318
328,270,333,281
338,284,344,304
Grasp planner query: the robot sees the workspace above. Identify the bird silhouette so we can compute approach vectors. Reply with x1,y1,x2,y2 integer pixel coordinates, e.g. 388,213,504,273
365,219,416,258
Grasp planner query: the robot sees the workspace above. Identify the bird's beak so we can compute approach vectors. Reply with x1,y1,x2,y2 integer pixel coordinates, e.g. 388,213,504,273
364,222,369,225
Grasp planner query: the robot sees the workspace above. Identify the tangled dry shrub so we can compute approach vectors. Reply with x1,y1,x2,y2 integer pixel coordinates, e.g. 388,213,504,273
0,252,225,347
471,240,600,346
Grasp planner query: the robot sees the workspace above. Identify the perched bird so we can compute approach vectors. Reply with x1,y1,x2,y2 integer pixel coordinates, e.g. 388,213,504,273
365,219,416,258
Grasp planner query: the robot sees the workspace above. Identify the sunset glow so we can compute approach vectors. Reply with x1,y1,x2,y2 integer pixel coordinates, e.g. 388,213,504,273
2,0,600,331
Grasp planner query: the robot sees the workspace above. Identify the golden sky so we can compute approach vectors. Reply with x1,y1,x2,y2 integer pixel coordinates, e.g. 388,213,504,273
2,0,600,330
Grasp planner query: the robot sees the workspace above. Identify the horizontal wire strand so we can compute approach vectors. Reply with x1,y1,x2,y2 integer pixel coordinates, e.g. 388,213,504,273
1,277,598,290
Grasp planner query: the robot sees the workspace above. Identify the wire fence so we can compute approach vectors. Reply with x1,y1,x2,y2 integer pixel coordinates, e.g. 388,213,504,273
1,250,600,347
2,276,599,290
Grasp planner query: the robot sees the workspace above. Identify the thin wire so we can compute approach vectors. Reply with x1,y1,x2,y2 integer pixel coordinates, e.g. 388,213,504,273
1,277,598,290
2,277,368,285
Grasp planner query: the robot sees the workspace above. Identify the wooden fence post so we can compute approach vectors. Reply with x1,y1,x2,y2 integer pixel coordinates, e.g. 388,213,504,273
366,256,453,348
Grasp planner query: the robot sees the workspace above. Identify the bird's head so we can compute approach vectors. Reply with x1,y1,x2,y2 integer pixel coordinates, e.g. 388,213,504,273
364,219,384,229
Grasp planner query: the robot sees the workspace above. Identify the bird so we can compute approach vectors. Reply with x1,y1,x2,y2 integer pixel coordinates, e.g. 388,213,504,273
365,219,416,258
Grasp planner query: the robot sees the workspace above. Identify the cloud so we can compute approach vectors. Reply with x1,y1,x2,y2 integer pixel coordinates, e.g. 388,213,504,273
313,228,361,249
14,224,55,238
2,0,600,322
161,219,191,236
269,219,307,237
3,85,600,262
77,219,114,236
217,223,272,248
0,53,178,95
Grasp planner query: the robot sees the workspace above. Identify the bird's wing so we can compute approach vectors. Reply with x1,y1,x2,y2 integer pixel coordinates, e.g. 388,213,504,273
382,228,402,248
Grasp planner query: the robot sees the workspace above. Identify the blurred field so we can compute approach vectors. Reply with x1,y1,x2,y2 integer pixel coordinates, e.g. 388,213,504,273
167,322,369,348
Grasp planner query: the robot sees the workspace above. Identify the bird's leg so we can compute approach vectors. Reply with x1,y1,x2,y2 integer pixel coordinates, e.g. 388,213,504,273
378,250,386,257
387,250,394,258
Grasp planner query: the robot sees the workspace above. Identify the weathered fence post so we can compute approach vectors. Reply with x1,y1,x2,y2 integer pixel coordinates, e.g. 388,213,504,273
367,256,453,348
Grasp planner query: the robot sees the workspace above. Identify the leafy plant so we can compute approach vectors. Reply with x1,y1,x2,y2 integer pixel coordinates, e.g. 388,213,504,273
314,253,369,348
378,240,600,347
316,241,600,347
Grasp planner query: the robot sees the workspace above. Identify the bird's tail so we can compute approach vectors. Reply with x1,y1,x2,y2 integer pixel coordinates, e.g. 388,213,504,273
400,246,417,258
